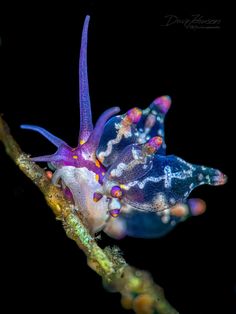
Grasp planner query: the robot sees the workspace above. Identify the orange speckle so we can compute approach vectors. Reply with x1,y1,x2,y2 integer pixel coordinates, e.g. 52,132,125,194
155,136,163,145
80,139,85,145
73,155,78,159
121,294,133,310
126,107,142,124
46,170,53,180
102,172,105,176
93,192,103,202
170,204,188,217
95,174,99,182
95,159,101,168
133,294,154,313
110,213,119,218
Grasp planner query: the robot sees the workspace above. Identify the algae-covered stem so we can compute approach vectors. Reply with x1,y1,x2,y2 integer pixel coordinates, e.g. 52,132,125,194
0,115,178,314
0,115,114,276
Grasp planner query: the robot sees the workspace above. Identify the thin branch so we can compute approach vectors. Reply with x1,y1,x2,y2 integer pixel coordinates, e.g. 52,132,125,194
0,115,179,314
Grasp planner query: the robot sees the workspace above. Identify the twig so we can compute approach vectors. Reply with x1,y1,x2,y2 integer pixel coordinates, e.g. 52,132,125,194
0,115,179,314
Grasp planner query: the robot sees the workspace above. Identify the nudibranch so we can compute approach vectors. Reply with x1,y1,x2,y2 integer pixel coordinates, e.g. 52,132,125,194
21,16,227,238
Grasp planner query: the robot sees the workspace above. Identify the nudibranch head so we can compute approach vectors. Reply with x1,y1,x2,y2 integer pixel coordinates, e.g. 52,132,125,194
21,15,227,238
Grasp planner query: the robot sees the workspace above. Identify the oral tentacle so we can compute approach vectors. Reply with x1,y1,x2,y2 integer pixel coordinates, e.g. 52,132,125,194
20,125,67,148
30,149,74,165
30,154,58,162
79,15,93,143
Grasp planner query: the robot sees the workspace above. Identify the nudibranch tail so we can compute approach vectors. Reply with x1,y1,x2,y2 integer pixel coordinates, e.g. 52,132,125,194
20,125,67,147
79,15,93,143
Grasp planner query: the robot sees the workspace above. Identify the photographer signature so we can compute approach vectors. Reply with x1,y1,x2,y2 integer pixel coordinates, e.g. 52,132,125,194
161,14,221,30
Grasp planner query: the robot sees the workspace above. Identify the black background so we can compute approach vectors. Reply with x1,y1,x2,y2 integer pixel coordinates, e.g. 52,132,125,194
0,2,234,314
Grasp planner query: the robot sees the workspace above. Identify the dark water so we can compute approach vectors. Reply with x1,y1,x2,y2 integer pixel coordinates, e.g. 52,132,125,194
0,2,234,313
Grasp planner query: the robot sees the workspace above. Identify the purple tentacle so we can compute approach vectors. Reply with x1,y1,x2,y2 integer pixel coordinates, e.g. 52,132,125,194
85,107,120,151
21,125,66,148
79,15,93,143
30,154,58,162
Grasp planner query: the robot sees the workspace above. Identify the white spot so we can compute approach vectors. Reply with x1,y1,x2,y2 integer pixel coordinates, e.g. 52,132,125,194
132,146,140,160
161,215,170,224
189,183,194,189
205,175,210,183
142,108,150,115
156,116,164,123
169,197,176,205
198,174,204,181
